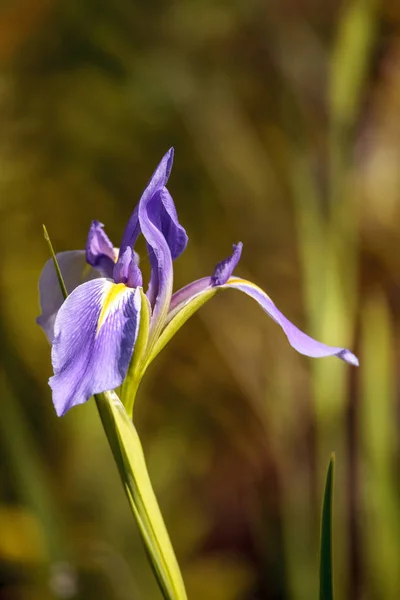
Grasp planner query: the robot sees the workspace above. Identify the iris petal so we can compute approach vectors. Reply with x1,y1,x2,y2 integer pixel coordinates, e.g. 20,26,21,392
113,247,143,288
50,279,142,416
86,220,117,276
153,187,188,260
222,277,359,364
163,250,358,367
168,243,242,315
211,243,242,286
118,149,187,332
139,187,174,344
37,250,101,342
119,149,175,254
168,276,211,318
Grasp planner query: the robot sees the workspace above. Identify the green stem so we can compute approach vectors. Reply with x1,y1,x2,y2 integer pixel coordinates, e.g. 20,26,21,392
94,392,187,600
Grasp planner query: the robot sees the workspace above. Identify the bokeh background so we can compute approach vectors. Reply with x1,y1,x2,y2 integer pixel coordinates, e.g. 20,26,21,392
1,0,399,599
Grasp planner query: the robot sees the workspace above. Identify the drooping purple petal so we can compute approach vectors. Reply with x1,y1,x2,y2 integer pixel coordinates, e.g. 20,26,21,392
222,277,359,365
86,220,117,277
37,250,101,342
119,149,175,254
167,243,358,365
113,247,143,288
50,279,142,416
211,243,243,286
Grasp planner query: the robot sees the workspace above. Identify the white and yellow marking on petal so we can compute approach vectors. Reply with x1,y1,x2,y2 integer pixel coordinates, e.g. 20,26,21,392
96,282,129,335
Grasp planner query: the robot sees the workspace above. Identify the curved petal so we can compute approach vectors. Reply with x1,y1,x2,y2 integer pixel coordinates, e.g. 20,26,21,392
155,187,188,260
86,220,117,277
223,277,359,364
148,275,358,368
121,186,187,265
139,188,174,346
118,149,187,337
50,279,142,416
37,250,101,342
113,247,143,288
119,149,175,254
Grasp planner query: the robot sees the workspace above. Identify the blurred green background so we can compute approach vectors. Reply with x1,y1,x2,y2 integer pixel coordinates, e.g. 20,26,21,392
1,0,399,598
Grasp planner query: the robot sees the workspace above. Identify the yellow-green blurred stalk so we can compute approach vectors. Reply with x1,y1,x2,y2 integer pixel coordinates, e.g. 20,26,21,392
360,291,400,598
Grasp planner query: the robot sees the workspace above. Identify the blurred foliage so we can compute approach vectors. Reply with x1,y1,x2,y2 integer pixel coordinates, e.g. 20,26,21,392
0,0,399,599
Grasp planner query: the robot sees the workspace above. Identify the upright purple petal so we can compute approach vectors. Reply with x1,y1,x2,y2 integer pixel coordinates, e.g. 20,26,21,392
119,149,175,254
118,149,186,338
223,277,359,365
37,250,101,342
50,279,142,416
139,190,174,338
155,188,188,259
86,220,117,277
113,247,143,288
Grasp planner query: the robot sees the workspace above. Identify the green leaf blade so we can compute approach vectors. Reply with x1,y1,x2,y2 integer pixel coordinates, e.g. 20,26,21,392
319,454,335,600
42,224,68,300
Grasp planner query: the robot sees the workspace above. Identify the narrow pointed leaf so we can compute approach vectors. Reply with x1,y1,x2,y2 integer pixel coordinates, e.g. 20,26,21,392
43,225,68,300
319,454,335,600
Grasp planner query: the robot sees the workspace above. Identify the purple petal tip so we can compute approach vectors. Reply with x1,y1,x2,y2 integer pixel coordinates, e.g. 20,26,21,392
338,349,359,366
165,147,174,177
212,242,243,286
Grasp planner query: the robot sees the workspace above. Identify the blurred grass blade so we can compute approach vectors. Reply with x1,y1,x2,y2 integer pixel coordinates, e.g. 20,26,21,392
96,391,187,600
0,370,71,565
319,454,335,600
360,291,400,598
330,0,378,133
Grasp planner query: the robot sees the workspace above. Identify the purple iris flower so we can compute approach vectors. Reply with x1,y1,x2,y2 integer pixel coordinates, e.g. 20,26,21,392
37,149,358,417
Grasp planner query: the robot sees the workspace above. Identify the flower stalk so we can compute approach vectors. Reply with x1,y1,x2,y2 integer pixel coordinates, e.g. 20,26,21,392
95,390,187,600
44,231,187,600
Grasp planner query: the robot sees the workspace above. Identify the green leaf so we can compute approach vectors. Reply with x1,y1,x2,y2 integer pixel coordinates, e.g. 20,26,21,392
319,454,335,600
95,391,187,600
121,288,151,416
